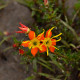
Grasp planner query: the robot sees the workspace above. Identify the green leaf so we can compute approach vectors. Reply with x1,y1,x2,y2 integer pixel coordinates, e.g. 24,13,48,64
38,61,54,72
0,35,13,46
49,53,65,73
33,58,37,72
25,75,35,80
38,72,61,80
3,46,13,52
38,57,49,64
16,0,27,6
60,19,79,42
16,0,34,9
13,37,19,43
12,51,18,55
38,57,52,67
0,32,3,36
31,11,35,17
74,1,80,9
34,26,39,36
0,5,6,10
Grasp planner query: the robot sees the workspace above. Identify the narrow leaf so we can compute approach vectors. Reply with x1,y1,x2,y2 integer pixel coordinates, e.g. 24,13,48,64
25,76,35,80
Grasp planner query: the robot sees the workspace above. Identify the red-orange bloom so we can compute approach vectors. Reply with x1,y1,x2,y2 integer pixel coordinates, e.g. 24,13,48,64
21,30,44,56
39,27,62,56
16,23,30,33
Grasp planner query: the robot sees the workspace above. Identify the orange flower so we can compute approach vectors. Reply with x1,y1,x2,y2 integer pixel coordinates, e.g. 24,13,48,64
16,23,30,33
39,27,62,56
21,30,44,56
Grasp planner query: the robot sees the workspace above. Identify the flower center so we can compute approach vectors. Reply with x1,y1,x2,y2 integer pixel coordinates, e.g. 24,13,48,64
30,38,40,48
43,38,52,47
46,41,49,44
33,41,37,45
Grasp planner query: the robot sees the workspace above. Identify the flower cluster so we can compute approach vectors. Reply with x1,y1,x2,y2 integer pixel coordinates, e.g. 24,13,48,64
15,23,62,56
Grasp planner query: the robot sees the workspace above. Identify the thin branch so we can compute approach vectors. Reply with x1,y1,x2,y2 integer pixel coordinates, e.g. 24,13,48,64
72,8,80,23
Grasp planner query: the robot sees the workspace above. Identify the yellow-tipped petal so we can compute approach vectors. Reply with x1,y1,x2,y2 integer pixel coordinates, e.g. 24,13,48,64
21,41,30,47
47,48,49,56
56,37,61,42
37,29,45,40
51,33,62,39
52,46,59,50
45,27,55,38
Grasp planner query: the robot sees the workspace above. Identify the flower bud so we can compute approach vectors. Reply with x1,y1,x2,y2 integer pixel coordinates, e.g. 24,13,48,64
43,0,48,6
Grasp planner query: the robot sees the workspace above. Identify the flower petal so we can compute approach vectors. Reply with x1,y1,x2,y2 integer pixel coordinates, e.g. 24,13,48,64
45,29,52,38
19,22,27,28
39,45,46,53
31,47,38,56
16,31,24,33
18,27,28,32
28,31,36,40
49,46,55,53
21,41,30,47
37,33,44,40
51,39,56,46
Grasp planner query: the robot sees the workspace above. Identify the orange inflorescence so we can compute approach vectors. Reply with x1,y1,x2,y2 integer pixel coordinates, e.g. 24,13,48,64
16,23,62,56
38,27,62,56
21,30,44,56
21,26,62,56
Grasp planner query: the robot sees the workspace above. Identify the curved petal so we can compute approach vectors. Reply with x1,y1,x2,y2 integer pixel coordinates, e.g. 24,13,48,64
49,46,55,53
16,31,24,33
31,47,38,56
21,41,30,47
51,39,56,46
28,31,36,40
45,29,52,38
18,27,28,32
37,33,45,40
19,22,27,28
39,45,46,53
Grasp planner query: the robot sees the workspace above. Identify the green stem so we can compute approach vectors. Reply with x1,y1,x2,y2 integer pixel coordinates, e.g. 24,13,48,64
72,8,80,23
0,35,14,46
3,46,13,52
0,39,5,46
61,39,70,48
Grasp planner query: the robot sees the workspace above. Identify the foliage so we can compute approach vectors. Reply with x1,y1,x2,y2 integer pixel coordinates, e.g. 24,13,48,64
0,0,7,10
14,0,80,80
0,31,14,53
